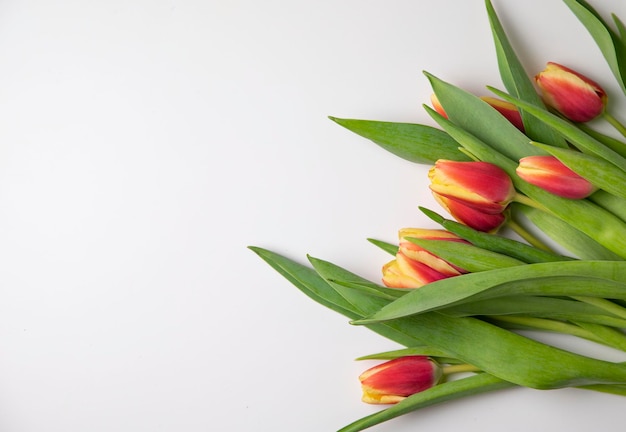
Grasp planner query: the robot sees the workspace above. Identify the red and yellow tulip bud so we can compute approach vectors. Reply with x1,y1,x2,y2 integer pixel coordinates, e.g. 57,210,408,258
535,62,607,122
430,94,448,118
359,356,442,404
480,96,525,132
432,192,507,232
431,94,524,131
516,155,597,199
382,252,450,288
429,160,516,215
398,228,467,276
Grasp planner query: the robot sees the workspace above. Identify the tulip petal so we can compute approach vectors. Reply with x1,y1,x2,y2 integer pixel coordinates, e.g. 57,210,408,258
429,160,516,214
480,96,525,132
398,228,467,276
517,155,597,199
535,62,606,122
433,193,506,233
359,356,442,404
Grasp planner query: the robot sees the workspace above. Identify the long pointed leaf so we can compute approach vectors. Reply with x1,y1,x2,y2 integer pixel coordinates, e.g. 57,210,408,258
250,247,421,347
420,207,572,263
407,238,525,272
563,0,626,94
577,123,626,159
588,190,626,223
249,246,357,317
519,206,624,260
443,296,626,328
355,261,626,323
485,0,566,146
425,72,544,161
328,117,470,164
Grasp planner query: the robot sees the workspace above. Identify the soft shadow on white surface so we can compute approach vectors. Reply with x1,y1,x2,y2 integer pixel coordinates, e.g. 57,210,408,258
0,1,624,431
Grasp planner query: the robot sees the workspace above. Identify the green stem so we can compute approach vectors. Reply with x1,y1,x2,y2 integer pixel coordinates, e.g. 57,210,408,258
577,123,626,159
573,296,626,321
603,111,626,140
574,321,626,352
512,192,547,211
579,383,626,396
492,315,626,352
489,315,605,344
506,218,554,252
443,364,482,375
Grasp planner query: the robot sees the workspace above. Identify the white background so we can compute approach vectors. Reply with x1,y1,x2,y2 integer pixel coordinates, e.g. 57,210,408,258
0,0,625,431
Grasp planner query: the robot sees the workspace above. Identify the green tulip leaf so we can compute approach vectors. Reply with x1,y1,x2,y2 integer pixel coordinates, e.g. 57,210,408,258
406,238,525,272
574,320,626,351
582,383,626,396
520,206,624,260
425,72,544,161
614,13,626,44
588,190,626,223
328,117,470,164
368,312,626,389
419,207,573,263
248,246,357,317
308,256,410,312
485,0,566,147
577,123,626,159
563,0,626,95
353,261,626,323
443,296,626,328
250,247,424,347
366,238,398,255
355,346,461,361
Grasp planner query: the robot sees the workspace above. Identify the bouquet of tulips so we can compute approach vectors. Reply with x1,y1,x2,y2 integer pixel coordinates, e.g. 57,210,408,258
250,0,626,430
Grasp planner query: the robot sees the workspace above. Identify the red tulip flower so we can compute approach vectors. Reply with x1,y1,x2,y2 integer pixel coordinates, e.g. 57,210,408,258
535,62,607,122
429,160,516,215
516,155,597,199
432,192,508,232
359,356,443,404
480,96,525,132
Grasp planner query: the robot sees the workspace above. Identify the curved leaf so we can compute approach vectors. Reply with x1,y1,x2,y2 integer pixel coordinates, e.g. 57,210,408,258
563,0,626,94
485,0,566,146
328,117,470,164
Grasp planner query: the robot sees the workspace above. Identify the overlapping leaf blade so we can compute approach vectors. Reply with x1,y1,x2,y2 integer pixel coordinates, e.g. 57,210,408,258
485,0,566,147
563,0,626,94
354,261,626,323
328,117,470,164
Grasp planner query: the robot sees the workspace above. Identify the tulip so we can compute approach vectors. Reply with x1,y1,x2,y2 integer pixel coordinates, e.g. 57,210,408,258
359,356,443,404
382,251,450,288
432,192,507,232
430,93,448,119
382,228,469,288
398,228,468,276
516,155,597,199
480,96,525,132
535,62,607,122
431,94,524,131
429,160,516,215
